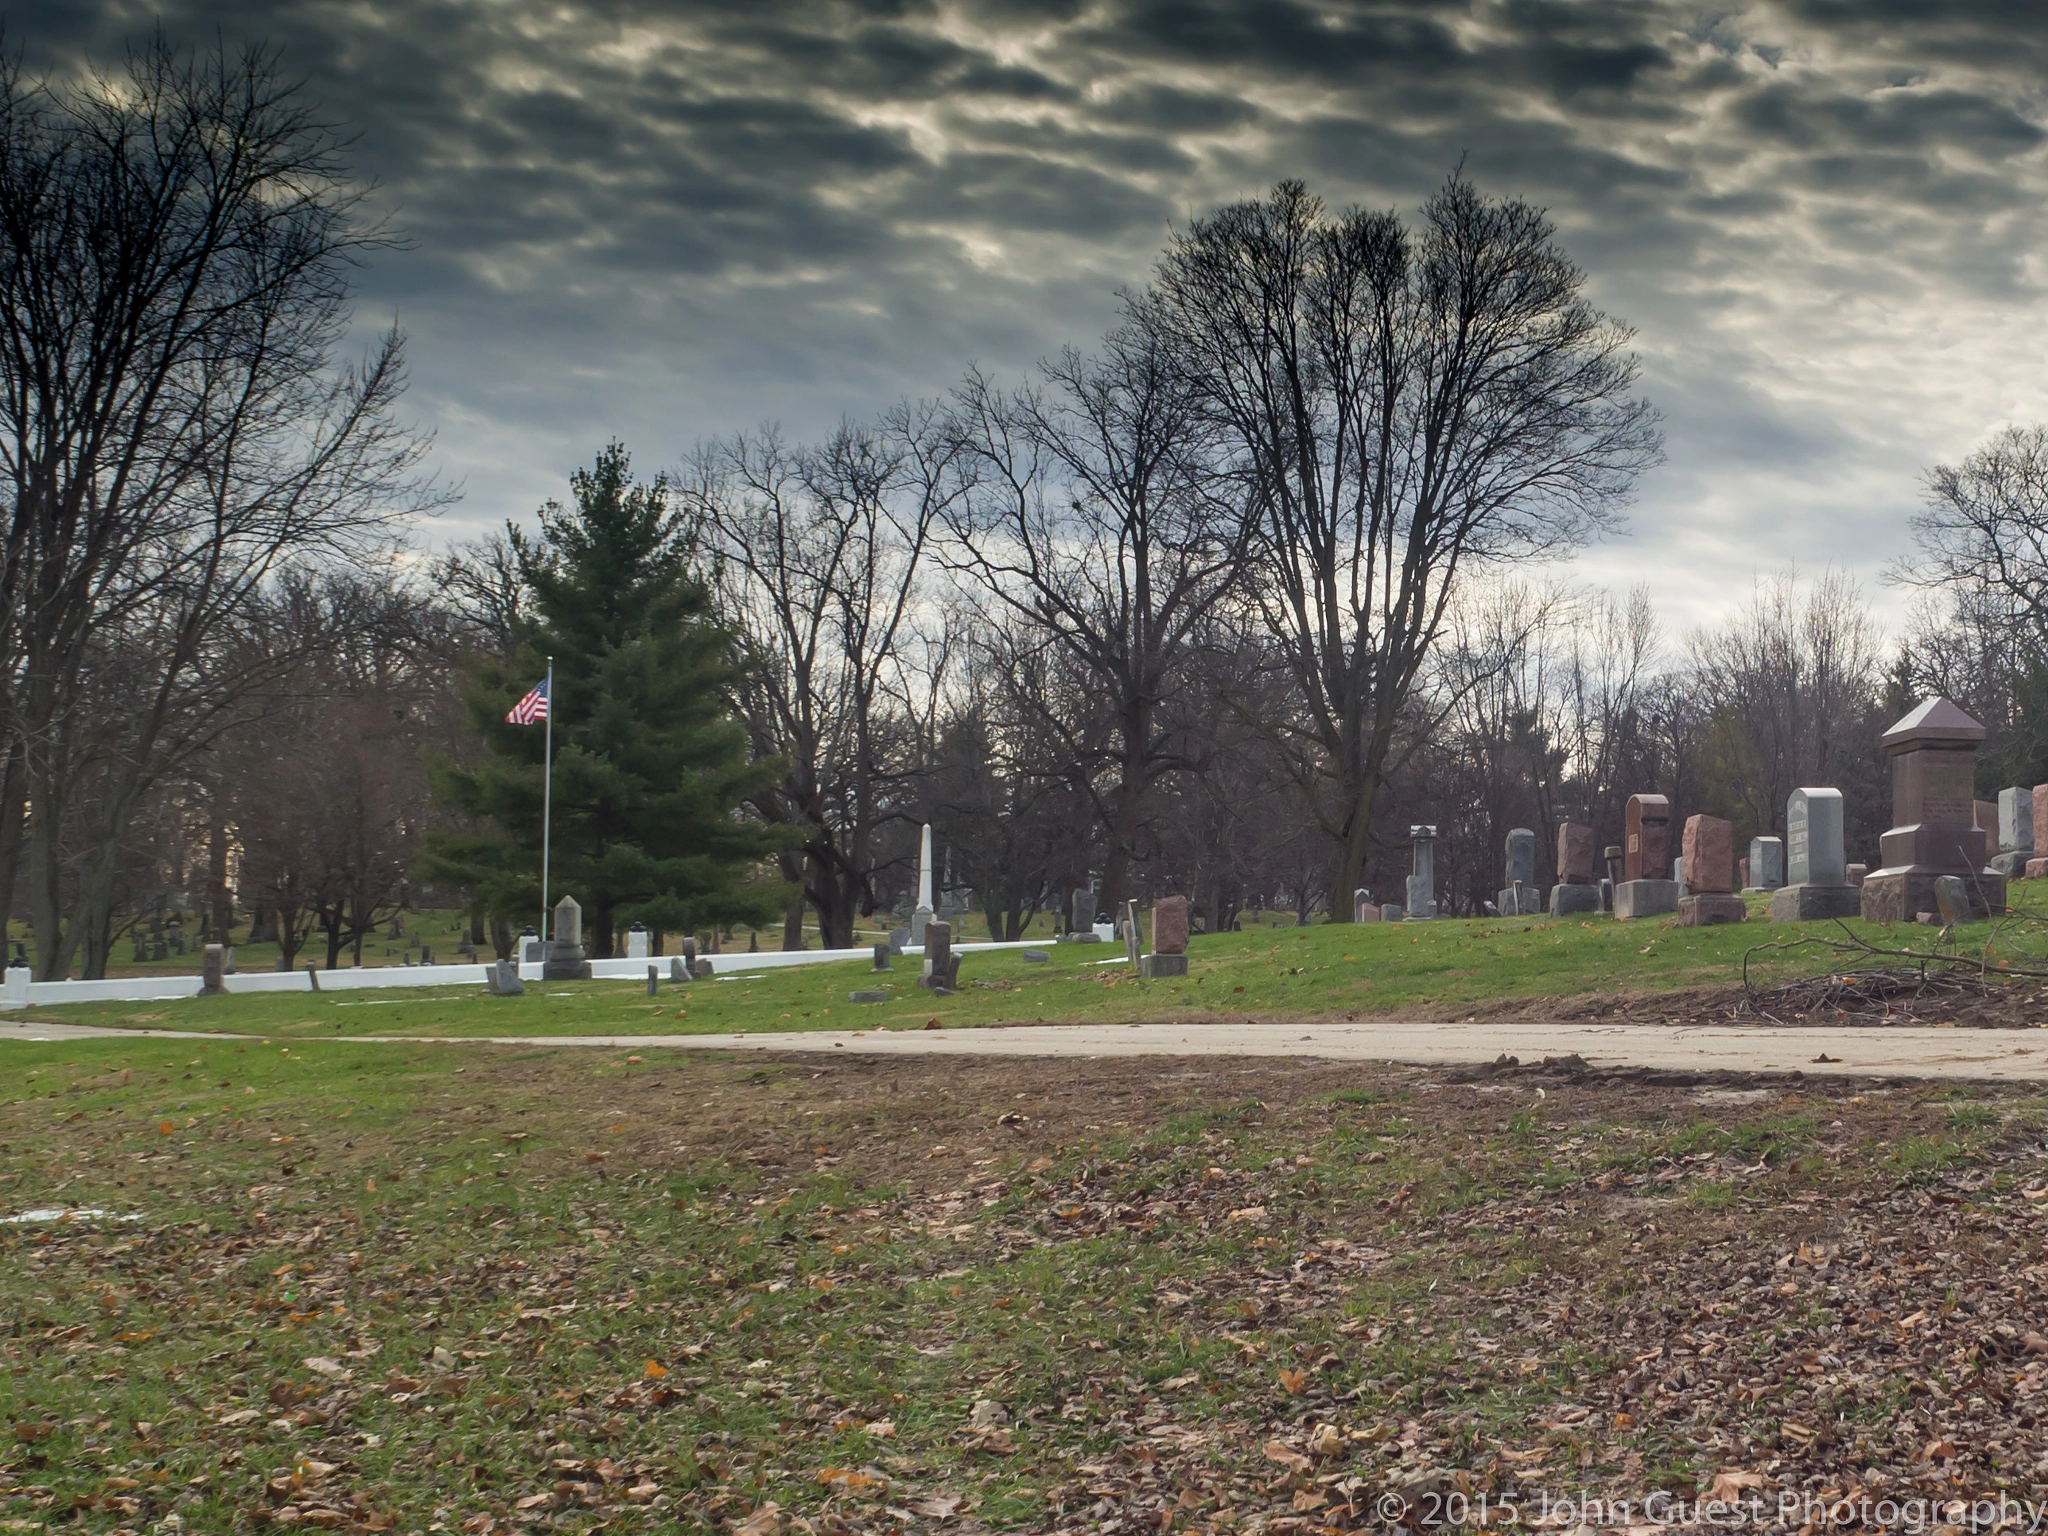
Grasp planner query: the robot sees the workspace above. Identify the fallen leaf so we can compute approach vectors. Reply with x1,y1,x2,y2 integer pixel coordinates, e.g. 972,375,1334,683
1262,1440,1311,1473
1278,1366,1309,1394
642,1360,667,1379
1709,1469,1766,1502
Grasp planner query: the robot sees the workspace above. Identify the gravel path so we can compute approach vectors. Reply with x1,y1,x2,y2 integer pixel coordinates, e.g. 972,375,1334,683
7,1015,2047,1080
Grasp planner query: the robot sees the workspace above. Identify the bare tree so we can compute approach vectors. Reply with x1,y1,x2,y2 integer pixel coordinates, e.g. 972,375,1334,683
689,405,958,948
1143,176,1661,913
0,37,436,976
946,321,1251,917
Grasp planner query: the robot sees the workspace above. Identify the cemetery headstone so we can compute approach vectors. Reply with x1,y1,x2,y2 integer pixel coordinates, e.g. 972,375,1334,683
2030,784,2048,879
627,924,649,960
1598,877,1614,913
680,936,712,980
1975,800,1999,839
198,943,226,997
487,959,525,996
1993,785,2034,877
911,822,935,946
669,956,689,984
872,943,892,972
1933,875,1973,926
1499,828,1540,914
521,926,542,963
1771,787,1861,921
850,989,888,1003
1739,856,1750,890
542,895,593,980
1745,836,1785,892
887,925,909,953
1142,895,1191,978
919,919,959,993
1549,822,1600,915
1861,698,2006,922
1624,794,1670,882
1381,903,1403,921
1405,825,1439,920
1615,795,1680,918
1121,898,1143,969
646,965,659,996
1677,814,1746,926
1358,901,1382,922
1353,888,1372,923
1846,863,1867,886
1022,949,1049,962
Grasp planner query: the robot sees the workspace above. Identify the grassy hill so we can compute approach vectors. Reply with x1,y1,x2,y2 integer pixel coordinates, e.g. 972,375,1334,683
22,896,2021,1039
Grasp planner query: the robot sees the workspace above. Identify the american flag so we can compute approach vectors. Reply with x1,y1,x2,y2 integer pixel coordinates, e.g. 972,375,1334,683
505,677,550,725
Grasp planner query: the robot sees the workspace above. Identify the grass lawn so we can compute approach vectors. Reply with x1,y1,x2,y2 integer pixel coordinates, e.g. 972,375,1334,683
17,898,2041,1040
3,1034,2046,1535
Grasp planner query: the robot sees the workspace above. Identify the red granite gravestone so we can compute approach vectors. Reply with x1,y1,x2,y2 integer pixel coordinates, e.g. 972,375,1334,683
1142,896,1191,978
1624,794,1669,883
1862,698,2005,922
2031,784,2048,879
1678,814,1745,926
1556,823,1596,884
1151,895,1189,955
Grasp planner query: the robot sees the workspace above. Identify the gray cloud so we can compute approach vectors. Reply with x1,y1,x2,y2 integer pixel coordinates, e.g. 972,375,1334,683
9,0,2048,630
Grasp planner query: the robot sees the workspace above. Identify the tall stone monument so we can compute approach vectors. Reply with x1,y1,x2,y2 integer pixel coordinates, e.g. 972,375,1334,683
1995,786,2035,878
1614,794,1679,918
1677,815,1746,926
1405,826,1438,920
910,823,935,946
1142,895,1191,978
542,894,593,980
1862,698,2006,922
1770,787,1860,920
1549,822,1600,915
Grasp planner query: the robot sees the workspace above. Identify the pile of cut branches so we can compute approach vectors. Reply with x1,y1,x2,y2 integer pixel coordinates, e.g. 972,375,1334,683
1740,916,2048,1026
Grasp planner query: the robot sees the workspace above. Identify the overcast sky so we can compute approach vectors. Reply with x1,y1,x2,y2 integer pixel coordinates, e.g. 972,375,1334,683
16,0,2048,630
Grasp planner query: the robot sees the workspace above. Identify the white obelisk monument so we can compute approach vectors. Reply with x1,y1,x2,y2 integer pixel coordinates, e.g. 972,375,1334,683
911,822,935,947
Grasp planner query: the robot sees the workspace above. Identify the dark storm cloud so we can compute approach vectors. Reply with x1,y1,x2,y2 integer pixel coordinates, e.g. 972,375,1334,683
8,0,2048,623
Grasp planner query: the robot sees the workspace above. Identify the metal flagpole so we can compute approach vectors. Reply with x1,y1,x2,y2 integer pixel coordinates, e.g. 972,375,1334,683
541,657,554,941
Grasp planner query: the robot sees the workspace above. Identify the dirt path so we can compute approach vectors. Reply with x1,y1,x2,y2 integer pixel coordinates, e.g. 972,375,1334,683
9,1014,2043,1080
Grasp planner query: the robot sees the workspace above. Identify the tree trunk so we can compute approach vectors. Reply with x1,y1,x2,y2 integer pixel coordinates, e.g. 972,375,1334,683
209,817,233,940
781,894,806,951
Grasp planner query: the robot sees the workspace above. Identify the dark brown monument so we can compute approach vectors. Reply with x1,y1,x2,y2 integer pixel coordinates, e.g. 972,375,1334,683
1861,698,2006,923
1624,794,1669,883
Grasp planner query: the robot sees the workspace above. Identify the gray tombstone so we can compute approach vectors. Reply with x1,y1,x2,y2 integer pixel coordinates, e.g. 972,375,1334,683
850,989,888,1003
1598,877,1614,913
1499,828,1538,914
1786,789,1845,885
1381,903,1404,922
1771,788,1860,921
487,959,525,996
1122,898,1143,967
1746,836,1785,892
1672,856,1688,896
1022,949,1049,963
871,943,892,972
198,943,227,997
1933,875,1973,926
1405,825,1438,920
669,956,689,984
542,896,593,980
626,924,649,960
521,926,542,963
1070,886,1096,936
2002,786,2035,855
1352,887,1372,923
645,965,659,996
886,926,908,954
679,935,712,980
920,920,958,993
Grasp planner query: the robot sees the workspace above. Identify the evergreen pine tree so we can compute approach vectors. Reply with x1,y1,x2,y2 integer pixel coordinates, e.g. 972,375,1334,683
427,444,788,955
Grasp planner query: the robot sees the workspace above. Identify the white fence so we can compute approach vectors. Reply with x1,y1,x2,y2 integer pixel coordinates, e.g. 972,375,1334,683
0,940,1038,1008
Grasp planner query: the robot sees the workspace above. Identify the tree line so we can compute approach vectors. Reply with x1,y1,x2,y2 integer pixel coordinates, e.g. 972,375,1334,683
4,37,2043,978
